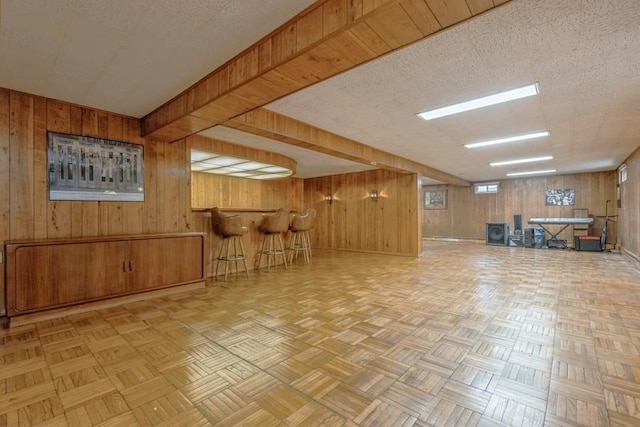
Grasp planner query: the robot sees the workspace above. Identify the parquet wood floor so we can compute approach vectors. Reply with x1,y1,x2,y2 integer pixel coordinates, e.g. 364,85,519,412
2,241,640,426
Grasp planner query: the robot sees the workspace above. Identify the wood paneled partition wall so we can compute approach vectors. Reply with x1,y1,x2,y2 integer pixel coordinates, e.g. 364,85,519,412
0,89,310,306
0,89,200,316
304,169,421,256
422,171,617,244
618,146,640,261
191,173,303,211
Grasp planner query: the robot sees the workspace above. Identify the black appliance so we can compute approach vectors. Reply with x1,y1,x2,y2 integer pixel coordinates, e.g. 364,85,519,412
486,223,510,246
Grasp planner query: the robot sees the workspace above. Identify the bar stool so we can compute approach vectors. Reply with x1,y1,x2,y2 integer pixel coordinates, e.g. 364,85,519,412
210,207,249,280
257,208,290,270
289,208,316,264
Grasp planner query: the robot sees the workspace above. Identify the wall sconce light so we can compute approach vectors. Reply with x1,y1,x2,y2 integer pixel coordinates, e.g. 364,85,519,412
369,190,379,202
325,195,333,204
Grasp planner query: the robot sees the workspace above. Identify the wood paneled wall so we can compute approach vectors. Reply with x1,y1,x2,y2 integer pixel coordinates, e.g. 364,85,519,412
191,173,303,211
618,146,640,260
422,172,617,244
1,88,419,314
304,169,421,256
0,89,202,315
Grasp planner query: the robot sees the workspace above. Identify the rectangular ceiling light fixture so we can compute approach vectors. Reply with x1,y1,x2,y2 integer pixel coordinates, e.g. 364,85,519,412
464,130,550,149
190,150,293,180
506,169,556,177
490,156,553,167
417,83,539,121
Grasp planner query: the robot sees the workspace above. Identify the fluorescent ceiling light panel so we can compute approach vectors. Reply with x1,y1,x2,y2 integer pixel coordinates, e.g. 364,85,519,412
203,166,245,174
191,163,213,171
490,156,553,167
259,166,289,173
234,161,271,171
191,150,217,162
190,150,293,180
417,83,539,121
228,172,255,177
207,156,244,167
506,169,556,177
464,131,550,149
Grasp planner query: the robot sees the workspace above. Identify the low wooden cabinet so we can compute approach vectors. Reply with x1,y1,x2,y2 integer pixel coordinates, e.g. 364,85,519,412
4,233,206,318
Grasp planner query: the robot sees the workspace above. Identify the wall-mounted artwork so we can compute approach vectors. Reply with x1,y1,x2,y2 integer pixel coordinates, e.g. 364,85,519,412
545,188,575,206
424,190,447,209
48,132,144,201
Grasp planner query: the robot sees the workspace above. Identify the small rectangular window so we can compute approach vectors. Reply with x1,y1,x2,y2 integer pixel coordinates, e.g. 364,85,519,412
475,182,499,194
619,164,627,183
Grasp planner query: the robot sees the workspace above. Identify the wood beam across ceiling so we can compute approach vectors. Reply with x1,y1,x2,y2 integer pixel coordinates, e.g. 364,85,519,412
225,108,471,186
142,0,511,142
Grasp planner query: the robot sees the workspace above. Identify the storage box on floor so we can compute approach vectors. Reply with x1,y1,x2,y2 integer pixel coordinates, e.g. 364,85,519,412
574,236,601,251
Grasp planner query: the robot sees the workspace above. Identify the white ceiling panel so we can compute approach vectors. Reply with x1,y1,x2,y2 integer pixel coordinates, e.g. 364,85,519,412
0,0,315,117
267,0,640,182
1,0,640,182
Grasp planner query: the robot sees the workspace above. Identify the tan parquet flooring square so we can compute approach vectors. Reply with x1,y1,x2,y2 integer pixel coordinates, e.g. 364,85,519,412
1,241,640,426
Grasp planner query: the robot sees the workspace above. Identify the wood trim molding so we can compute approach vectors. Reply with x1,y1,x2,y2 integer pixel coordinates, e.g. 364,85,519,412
141,0,512,142
225,108,470,186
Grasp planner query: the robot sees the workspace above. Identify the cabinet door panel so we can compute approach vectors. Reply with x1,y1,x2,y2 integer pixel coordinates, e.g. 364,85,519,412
129,236,204,290
12,241,128,312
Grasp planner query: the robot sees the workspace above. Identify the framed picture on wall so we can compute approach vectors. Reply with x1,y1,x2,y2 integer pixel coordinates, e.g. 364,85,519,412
48,132,144,202
545,188,575,206
424,190,447,209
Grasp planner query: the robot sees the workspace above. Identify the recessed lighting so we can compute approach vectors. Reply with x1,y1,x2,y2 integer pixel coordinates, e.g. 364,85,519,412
417,83,539,121
191,150,218,162
191,163,213,171
228,172,255,177
464,131,550,149
190,150,293,179
506,169,557,177
204,166,245,174
490,156,553,167
204,156,245,167
258,166,289,173
234,161,271,171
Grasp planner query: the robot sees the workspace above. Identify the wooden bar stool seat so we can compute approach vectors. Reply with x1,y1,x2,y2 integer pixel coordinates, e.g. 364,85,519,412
257,208,290,271
211,207,249,280
289,208,316,264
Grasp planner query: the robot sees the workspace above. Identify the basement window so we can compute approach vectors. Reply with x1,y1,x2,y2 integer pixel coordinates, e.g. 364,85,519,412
619,164,627,183
474,182,499,194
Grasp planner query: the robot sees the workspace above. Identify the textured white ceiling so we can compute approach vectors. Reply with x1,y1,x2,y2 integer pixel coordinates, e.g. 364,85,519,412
2,0,640,182
268,0,640,182
0,0,315,117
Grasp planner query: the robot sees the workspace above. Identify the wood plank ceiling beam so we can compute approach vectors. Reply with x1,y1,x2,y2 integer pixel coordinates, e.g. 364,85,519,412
225,109,471,186
142,0,511,143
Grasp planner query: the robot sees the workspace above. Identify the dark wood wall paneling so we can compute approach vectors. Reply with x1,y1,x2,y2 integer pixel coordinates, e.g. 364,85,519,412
422,172,618,245
618,146,640,260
